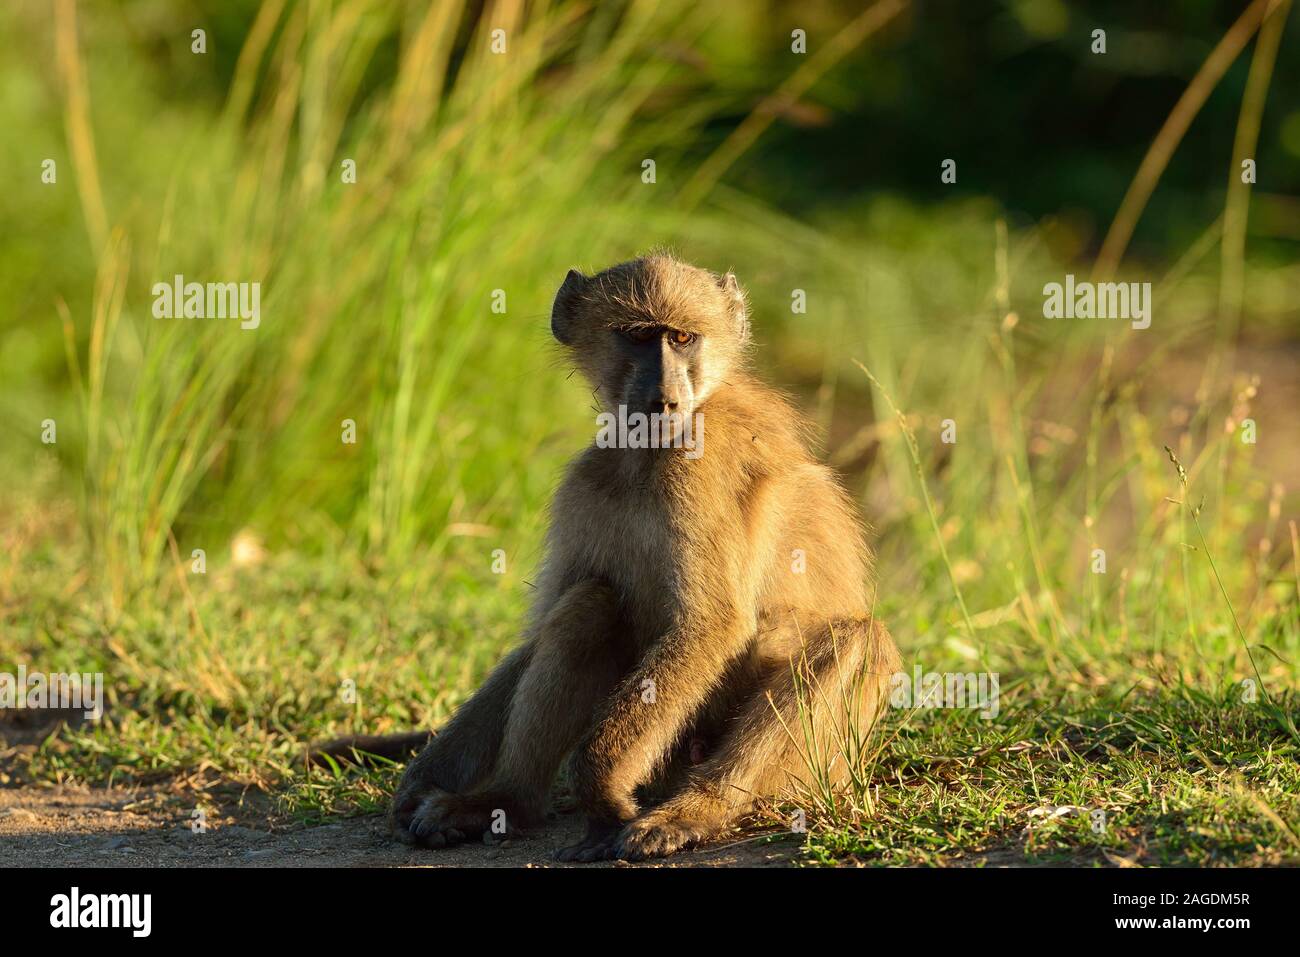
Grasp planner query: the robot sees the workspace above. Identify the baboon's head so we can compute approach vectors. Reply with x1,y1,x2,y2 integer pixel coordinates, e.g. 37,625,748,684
550,255,750,418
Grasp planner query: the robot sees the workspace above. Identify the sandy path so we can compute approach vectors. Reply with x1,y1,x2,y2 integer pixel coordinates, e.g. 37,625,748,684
0,785,797,868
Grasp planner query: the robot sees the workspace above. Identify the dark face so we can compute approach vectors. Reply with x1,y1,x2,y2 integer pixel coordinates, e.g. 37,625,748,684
550,257,750,421
613,324,702,417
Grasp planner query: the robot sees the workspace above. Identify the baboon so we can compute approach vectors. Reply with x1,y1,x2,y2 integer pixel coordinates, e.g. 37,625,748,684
388,254,899,861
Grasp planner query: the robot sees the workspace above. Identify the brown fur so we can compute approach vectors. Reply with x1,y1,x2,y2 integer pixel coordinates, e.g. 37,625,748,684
390,254,899,860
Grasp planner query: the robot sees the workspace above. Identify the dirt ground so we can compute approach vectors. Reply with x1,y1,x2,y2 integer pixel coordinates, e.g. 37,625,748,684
0,784,799,868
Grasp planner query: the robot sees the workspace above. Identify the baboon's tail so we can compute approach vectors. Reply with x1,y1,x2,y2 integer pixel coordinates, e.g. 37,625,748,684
307,730,433,768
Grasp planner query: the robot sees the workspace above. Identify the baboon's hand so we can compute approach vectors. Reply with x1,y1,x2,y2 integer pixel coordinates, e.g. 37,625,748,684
612,811,717,861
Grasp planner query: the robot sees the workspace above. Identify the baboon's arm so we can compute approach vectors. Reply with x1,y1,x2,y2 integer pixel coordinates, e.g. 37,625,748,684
572,609,755,822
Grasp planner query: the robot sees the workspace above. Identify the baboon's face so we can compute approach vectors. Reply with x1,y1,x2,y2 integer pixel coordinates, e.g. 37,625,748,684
550,256,750,418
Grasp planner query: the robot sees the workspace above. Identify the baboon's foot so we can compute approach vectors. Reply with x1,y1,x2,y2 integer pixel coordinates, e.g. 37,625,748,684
390,785,453,846
398,790,533,849
555,819,622,863
612,810,722,861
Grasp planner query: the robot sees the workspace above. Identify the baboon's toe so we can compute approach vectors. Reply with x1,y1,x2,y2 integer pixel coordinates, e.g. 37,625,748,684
578,840,616,862
555,837,615,863
391,816,419,845
555,820,621,863
392,789,460,848
403,790,530,848
390,784,451,840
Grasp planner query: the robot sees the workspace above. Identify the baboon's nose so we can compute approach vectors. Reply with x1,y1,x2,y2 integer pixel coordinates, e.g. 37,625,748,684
659,381,685,410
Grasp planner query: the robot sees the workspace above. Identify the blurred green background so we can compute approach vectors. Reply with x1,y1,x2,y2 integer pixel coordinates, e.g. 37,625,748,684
3,0,1296,574
1,0,1297,863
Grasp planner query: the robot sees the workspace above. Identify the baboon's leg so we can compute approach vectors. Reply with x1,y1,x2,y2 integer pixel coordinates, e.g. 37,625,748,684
390,642,534,839
613,616,898,861
399,579,626,847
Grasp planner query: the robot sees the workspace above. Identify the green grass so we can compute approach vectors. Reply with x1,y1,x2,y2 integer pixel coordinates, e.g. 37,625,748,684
805,685,1300,866
2,0,1298,866
7,476,1296,866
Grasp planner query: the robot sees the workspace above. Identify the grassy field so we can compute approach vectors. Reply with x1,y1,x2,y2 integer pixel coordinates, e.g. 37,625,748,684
2,1,1298,866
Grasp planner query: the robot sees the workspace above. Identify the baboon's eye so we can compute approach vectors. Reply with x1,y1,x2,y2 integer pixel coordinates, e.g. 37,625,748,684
622,326,658,343
671,330,695,346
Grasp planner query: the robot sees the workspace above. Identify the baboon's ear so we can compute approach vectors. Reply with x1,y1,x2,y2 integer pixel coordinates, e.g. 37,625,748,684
719,271,750,343
551,268,587,345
